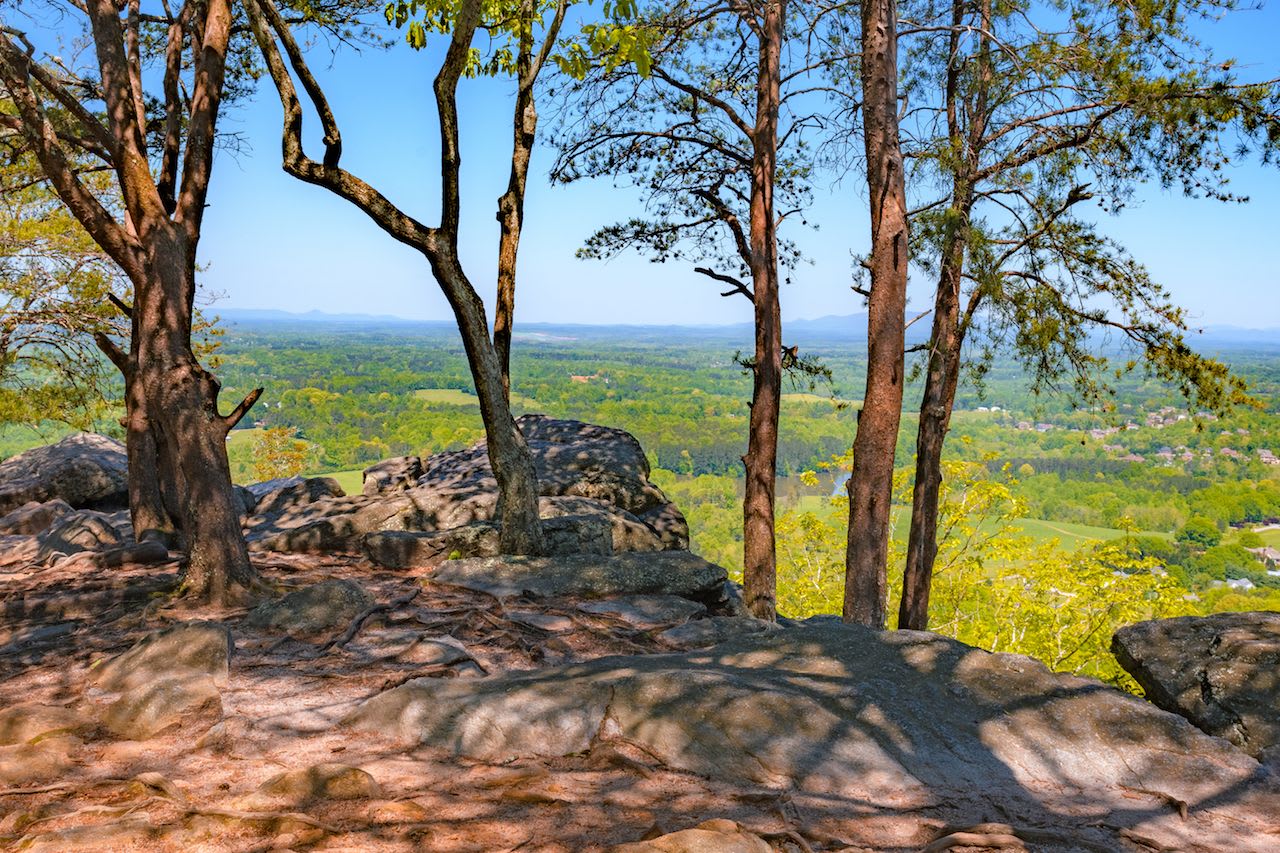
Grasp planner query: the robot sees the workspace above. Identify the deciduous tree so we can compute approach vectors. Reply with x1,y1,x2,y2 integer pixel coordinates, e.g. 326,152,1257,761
0,1,271,602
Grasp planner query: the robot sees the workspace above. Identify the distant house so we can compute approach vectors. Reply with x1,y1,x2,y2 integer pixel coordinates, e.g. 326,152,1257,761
1258,449,1279,466
569,373,599,383
1226,578,1256,591
1247,547,1280,569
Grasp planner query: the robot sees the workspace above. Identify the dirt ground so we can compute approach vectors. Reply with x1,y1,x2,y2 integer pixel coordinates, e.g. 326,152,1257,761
1,548,1186,852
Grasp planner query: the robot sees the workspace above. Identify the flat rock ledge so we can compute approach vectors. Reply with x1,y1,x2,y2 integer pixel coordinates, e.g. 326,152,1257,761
429,551,728,602
1112,611,1280,766
347,622,1280,853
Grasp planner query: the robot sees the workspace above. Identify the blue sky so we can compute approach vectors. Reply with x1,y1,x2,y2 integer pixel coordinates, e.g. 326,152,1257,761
198,3,1280,328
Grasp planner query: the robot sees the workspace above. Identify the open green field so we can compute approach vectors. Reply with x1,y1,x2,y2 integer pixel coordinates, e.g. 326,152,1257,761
787,493,1167,551
318,469,364,495
413,388,538,408
1254,526,1280,548
227,427,264,447
781,392,859,406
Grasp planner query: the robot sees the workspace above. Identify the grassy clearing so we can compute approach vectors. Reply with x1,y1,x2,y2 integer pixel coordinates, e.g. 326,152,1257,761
781,392,859,406
227,427,264,447
312,469,363,495
413,388,539,408
1254,526,1280,548
785,493,1168,552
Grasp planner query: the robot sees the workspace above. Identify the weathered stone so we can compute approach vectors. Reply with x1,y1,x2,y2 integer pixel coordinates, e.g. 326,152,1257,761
1113,611,1280,761
540,512,614,556
611,820,772,853
508,611,576,633
0,735,81,784
362,524,501,567
579,594,706,629
0,499,74,536
362,456,424,495
92,621,232,692
0,703,91,745
233,484,257,515
35,510,125,562
430,551,727,601
348,623,1280,853
253,763,382,806
19,818,154,852
657,616,777,649
0,433,128,515
250,476,346,518
102,675,221,740
539,496,660,553
244,579,374,638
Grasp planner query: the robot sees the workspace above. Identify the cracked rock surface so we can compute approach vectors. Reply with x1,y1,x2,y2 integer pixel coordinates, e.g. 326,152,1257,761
1112,611,1280,765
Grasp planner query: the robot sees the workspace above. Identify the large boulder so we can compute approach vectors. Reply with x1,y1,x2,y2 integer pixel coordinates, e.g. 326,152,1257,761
0,499,74,536
0,433,128,514
35,510,126,563
429,552,727,601
1112,611,1280,765
91,621,233,692
417,415,689,550
243,418,691,557
362,456,424,495
244,579,375,639
347,623,1280,852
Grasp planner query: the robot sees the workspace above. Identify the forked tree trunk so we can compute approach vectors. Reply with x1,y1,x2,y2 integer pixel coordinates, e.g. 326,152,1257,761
134,229,262,603
741,0,786,621
123,379,180,545
844,0,909,628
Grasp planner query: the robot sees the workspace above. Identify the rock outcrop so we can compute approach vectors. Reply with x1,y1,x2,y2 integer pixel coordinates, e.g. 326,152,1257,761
429,552,727,601
244,415,690,558
348,621,1280,852
0,433,128,515
1113,611,1280,766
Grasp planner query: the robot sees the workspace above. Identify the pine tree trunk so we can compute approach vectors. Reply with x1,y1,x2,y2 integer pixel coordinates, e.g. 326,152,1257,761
844,0,909,628
741,0,786,621
899,245,965,629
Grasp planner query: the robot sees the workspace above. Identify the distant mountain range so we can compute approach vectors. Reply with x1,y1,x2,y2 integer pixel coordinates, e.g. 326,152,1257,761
218,308,1279,349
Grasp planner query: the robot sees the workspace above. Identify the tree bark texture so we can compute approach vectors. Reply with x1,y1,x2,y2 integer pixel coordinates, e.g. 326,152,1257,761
898,226,966,629
845,0,910,628
493,0,538,396
741,0,786,621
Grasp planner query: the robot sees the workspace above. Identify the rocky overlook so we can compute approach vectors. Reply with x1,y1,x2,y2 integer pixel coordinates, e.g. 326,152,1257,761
0,420,1277,851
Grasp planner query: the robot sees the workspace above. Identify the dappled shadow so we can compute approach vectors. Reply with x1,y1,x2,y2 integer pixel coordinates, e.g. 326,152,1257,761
3,545,1278,851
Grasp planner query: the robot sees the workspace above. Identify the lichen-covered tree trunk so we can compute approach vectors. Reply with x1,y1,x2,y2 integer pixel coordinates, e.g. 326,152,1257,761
844,0,909,628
